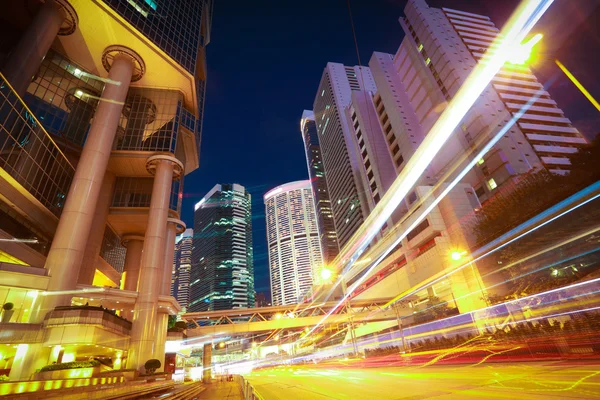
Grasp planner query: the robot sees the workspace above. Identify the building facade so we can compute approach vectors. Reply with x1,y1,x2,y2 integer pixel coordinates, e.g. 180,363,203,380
339,0,587,314
300,110,339,264
0,0,211,380
264,181,323,306
368,0,586,204
312,63,378,250
172,228,193,309
190,184,254,312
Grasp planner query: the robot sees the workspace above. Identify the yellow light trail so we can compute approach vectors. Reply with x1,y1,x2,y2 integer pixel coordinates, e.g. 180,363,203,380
299,0,555,343
555,59,600,112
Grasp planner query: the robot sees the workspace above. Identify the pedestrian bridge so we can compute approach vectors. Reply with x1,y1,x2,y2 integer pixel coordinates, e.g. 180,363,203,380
182,298,409,337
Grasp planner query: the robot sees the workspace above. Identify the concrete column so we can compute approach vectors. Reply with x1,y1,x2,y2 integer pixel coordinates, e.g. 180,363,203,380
120,236,144,321
3,0,65,96
153,217,183,371
203,343,212,384
122,236,144,292
38,51,137,320
8,343,50,381
78,171,116,285
127,155,183,372
154,313,168,370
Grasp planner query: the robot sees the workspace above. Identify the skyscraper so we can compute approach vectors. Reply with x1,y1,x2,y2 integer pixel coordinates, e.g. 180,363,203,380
300,110,339,264
340,0,588,311
366,0,587,203
313,63,378,249
172,228,193,309
0,0,211,379
264,181,323,306
190,184,254,312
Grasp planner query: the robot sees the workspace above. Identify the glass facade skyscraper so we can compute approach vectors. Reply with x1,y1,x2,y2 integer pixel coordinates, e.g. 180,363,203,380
172,228,194,309
190,184,255,312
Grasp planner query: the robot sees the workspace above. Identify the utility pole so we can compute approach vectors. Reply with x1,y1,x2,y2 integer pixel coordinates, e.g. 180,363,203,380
393,296,417,353
341,280,359,357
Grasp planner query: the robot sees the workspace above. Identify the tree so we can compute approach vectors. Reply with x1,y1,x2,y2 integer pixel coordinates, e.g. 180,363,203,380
472,137,600,248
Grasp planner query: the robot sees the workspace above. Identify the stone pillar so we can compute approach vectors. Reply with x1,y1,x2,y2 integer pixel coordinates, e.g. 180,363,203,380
154,312,169,370
78,171,116,285
37,47,144,321
2,0,77,96
120,235,144,321
8,343,50,381
153,218,184,370
127,154,183,372
203,343,212,384
121,236,144,292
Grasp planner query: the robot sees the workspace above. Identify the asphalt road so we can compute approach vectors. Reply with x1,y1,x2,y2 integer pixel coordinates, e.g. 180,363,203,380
244,360,600,399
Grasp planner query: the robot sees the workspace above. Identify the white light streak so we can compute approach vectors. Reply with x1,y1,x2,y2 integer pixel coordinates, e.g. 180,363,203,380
299,0,554,341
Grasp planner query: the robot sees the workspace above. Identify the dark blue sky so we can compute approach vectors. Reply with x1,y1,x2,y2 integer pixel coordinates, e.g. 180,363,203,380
180,0,600,298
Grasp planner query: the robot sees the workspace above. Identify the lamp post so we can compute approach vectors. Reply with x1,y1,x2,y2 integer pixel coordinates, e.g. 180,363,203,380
393,296,417,353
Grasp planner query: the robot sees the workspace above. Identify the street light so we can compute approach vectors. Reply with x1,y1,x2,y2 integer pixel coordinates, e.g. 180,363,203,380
320,267,333,282
506,33,543,65
450,250,467,261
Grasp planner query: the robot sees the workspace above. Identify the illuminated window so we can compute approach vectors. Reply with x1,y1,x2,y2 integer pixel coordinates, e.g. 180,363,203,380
418,44,424,52
425,58,431,66
477,158,484,165
487,178,497,190
127,0,149,17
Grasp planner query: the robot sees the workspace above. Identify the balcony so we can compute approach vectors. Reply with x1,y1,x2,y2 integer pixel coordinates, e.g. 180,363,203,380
0,73,75,218
44,306,132,336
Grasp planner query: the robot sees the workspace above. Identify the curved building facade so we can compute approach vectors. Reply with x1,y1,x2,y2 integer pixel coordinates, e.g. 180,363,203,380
265,180,323,306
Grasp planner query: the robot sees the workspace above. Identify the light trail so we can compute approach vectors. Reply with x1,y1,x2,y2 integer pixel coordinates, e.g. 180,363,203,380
383,186,600,309
297,0,555,342
555,59,600,111
331,0,554,271
0,238,39,243
411,227,600,317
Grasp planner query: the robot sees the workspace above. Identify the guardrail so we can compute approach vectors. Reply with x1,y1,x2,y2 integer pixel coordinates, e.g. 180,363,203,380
235,375,264,400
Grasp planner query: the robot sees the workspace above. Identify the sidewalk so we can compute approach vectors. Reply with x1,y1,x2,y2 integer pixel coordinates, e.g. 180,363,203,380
197,379,244,399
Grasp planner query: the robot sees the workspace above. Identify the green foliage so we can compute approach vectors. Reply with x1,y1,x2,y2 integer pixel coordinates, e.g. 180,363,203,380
168,315,177,329
472,137,600,248
144,359,161,375
2,303,13,311
0,374,9,382
39,360,100,372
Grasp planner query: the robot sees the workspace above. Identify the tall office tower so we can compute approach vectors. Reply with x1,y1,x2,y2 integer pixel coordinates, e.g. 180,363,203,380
172,228,193,309
0,0,211,378
190,184,254,312
264,181,323,306
300,110,338,263
313,63,378,249
368,0,587,203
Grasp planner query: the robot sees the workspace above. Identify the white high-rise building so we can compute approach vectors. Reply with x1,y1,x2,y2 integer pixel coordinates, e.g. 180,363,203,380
365,0,587,203
313,63,378,249
264,181,323,306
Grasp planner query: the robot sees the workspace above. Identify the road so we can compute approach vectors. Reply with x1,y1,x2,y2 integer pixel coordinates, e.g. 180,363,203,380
244,360,600,399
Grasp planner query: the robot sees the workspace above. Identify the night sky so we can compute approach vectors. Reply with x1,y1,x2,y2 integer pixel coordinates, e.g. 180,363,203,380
180,0,600,299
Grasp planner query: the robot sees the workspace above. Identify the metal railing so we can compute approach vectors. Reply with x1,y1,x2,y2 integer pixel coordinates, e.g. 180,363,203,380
235,375,264,400
0,72,75,217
